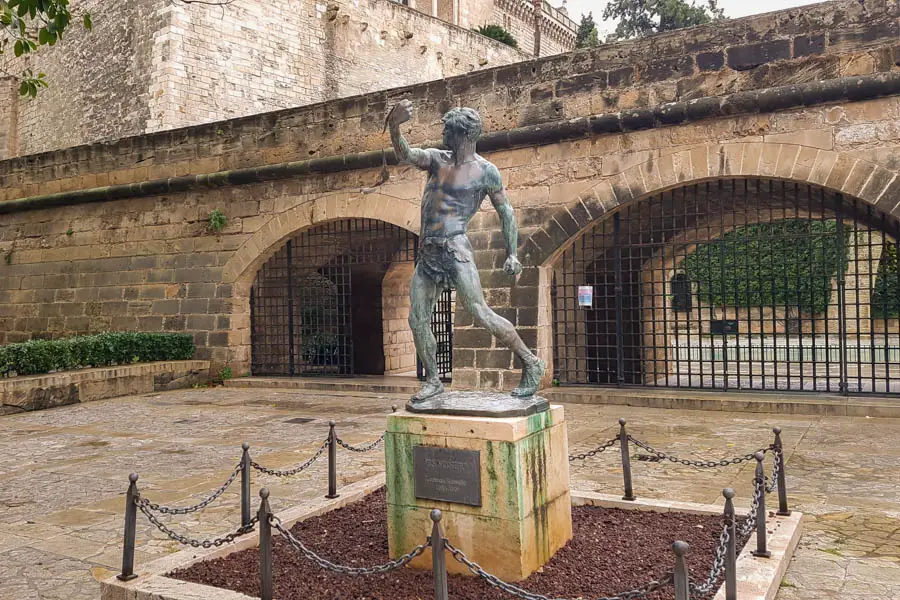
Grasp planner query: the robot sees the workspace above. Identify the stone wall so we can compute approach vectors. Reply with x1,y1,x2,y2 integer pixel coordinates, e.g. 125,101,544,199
10,0,164,157
0,360,209,414
492,0,576,56
0,0,898,389
318,0,528,102
382,262,417,374
0,78,17,160
2,0,526,156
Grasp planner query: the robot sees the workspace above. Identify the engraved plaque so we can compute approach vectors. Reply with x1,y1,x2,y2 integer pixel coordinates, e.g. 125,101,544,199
413,446,481,506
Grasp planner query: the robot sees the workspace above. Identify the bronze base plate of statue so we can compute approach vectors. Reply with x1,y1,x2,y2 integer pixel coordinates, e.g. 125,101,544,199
405,391,549,418
388,100,547,417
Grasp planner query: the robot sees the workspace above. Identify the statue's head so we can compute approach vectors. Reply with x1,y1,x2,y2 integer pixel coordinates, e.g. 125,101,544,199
441,107,482,150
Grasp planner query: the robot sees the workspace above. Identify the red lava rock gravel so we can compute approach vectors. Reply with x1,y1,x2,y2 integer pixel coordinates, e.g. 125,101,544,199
170,488,748,599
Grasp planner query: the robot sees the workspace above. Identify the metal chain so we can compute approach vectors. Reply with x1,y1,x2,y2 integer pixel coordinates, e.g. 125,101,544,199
766,449,781,494
135,496,258,548
335,432,385,453
250,439,328,477
627,436,770,468
445,539,673,600
689,522,731,597
739,473,765,537
136,462,242,515
272,517,429,574
569,438,618,462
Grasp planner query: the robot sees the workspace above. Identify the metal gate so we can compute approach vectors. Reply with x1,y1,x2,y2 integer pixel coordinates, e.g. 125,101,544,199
250,219,453,379
552,179,900,395
417,289,455,382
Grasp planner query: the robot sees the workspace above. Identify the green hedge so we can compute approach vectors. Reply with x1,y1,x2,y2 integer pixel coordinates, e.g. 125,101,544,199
873,242,900,318
682,220,847,314
682,220,900,318
0,332,195,377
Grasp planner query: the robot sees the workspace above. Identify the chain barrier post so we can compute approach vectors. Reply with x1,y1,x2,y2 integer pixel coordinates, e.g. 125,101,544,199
117,473,139,581
752,452,771,558
241,442,251,528
672,540,690,600
258,488,273,600
618,418,635,500
773,427,790,516
430,509,448,600
723,488,737,600
326,421,339,499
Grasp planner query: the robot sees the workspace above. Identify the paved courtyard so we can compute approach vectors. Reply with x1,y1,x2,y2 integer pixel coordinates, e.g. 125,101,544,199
0,386,897,599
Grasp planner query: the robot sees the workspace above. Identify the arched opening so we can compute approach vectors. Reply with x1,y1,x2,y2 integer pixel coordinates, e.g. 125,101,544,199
249,218,452,379
551,178,900,394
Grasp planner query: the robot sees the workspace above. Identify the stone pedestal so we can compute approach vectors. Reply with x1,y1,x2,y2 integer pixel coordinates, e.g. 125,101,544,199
385,405,572,581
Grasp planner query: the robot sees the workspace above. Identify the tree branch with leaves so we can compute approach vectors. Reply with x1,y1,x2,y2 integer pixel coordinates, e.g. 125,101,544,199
0,0,92,96
602,0,725,41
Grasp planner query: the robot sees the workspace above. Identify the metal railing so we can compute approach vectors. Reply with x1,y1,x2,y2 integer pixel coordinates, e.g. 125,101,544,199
116,415,791,600
253,467,782,600
115,408,393,580
568,419,792,517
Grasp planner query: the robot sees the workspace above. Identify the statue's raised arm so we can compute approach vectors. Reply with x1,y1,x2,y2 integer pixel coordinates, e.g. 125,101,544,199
388,100,434,171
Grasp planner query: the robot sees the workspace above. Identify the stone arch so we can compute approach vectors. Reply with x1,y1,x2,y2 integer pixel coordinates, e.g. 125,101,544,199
520,143,900,270
221,191,420,374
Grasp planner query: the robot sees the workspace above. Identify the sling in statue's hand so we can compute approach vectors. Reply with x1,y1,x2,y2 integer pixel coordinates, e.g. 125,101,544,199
503,255,522,276
389,99,414,128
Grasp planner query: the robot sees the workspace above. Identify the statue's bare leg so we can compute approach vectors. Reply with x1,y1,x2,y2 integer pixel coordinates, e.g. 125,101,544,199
408,266,445,401
453,261,545,397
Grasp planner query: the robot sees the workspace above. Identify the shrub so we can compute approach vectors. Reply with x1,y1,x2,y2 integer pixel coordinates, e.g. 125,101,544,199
474,25,518,48
872,242,900,318
682,220,848,315
0,332,195,377
208,208,227,233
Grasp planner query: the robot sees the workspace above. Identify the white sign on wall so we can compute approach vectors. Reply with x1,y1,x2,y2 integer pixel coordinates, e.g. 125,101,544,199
577,285,593,307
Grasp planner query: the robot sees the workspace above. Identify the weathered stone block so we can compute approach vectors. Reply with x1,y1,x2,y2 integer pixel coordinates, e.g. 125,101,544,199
727,40,791,71
385,407,571,581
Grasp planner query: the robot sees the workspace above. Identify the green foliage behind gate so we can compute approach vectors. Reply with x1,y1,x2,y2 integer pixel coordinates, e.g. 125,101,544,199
873,243,900,318
682,220,847,314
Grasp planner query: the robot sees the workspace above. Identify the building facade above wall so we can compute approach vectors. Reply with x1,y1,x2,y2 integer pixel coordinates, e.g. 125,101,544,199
0,0,531,160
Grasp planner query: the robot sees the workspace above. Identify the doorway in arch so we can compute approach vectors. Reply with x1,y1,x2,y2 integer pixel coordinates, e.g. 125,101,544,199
250,218,452,380
551,179,900,395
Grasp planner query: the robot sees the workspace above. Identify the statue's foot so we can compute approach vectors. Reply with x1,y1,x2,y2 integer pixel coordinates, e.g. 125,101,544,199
511,358,546,397
412,379,445,402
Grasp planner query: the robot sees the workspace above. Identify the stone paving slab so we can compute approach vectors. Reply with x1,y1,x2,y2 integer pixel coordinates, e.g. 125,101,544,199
0,386,898,599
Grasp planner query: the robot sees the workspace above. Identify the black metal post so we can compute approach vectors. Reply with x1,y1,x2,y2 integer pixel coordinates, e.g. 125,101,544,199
618,418,635,500
723,488,737,600
672,540,690,600
241,442,251,527
286,240,295,376
752,452,771,558
773,427,790,516
117,473,139,581
259,488,273,600
836,209,849,395
430,509,448,600
326,420,339,499
613,213,625,387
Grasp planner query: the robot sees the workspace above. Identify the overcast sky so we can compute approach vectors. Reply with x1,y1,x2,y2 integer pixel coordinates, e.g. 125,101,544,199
561,0,822,34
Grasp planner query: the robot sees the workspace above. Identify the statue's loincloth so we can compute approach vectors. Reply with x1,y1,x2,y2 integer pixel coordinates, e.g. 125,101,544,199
418,233,474,290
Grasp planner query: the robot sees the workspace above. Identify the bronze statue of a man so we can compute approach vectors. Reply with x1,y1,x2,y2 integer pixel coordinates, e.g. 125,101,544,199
388,100,545,402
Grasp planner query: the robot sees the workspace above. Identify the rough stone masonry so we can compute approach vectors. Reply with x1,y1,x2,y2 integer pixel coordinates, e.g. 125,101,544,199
0,0,899,392
0,0,574,159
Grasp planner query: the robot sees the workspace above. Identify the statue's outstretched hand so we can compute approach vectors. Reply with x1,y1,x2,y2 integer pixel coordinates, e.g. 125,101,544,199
503,255,523,276
389,99,414,128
